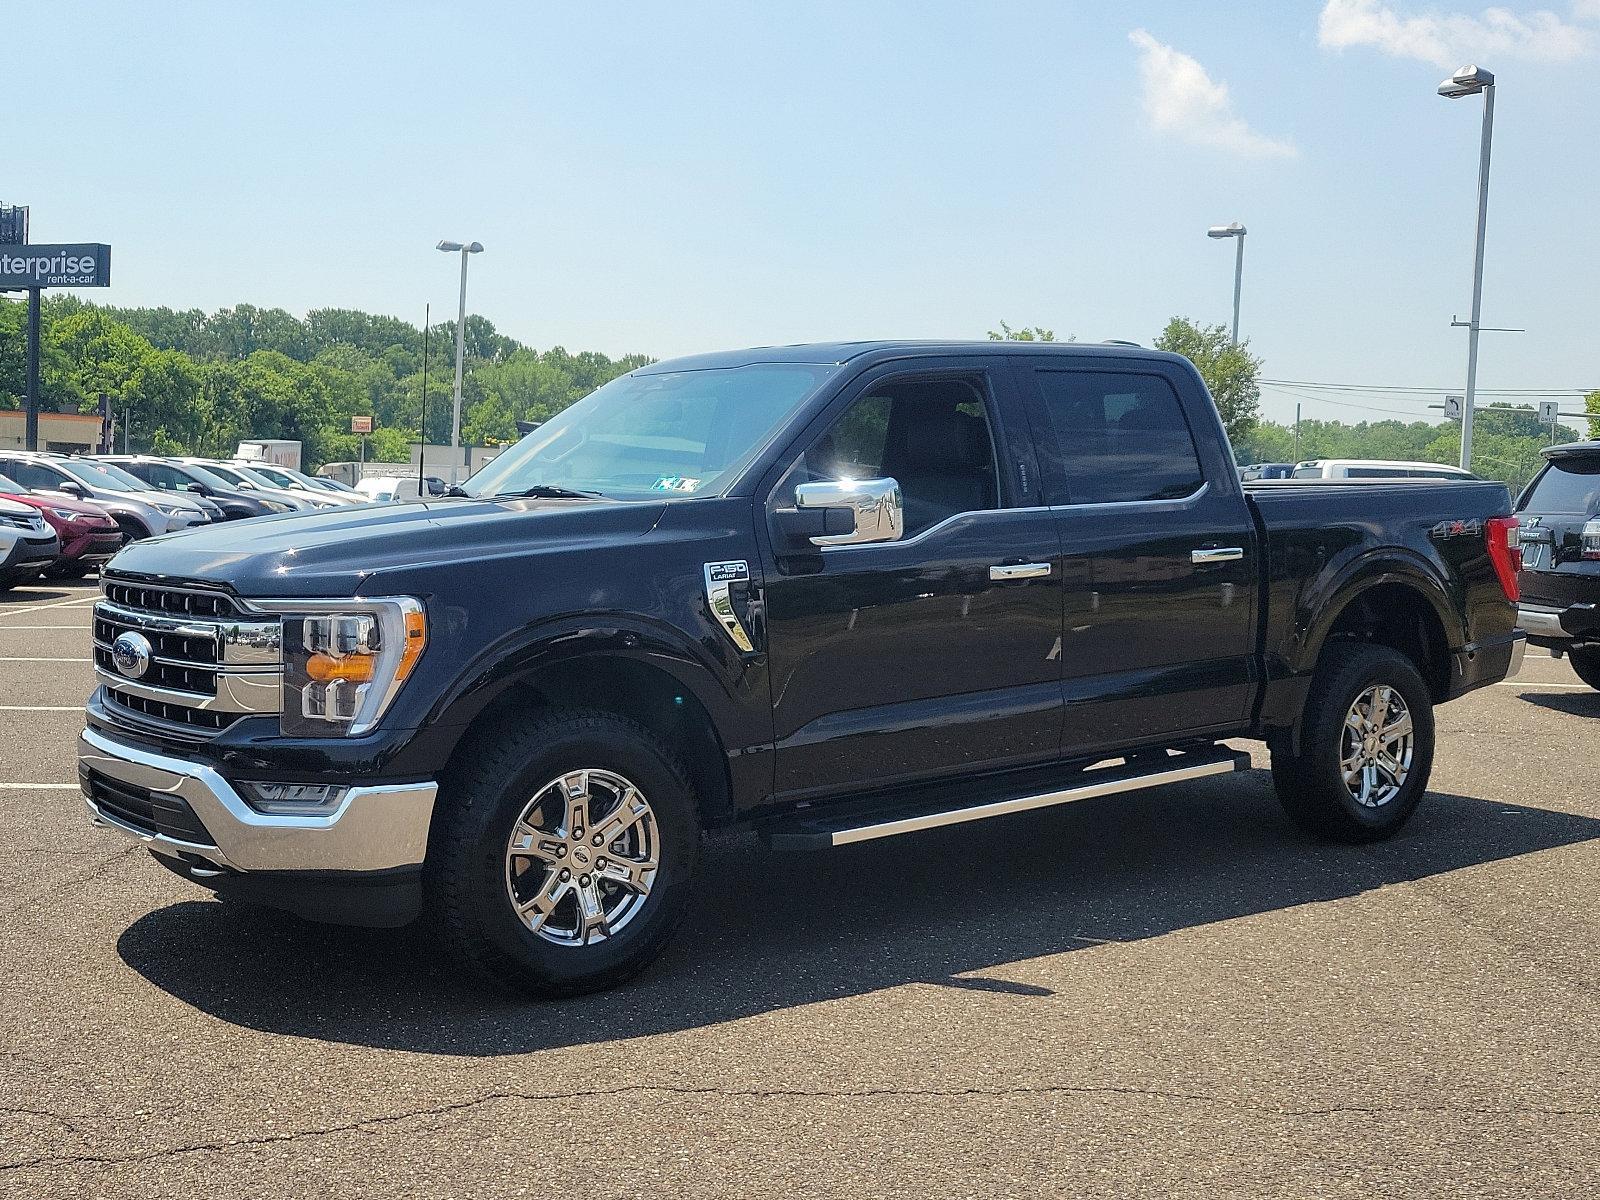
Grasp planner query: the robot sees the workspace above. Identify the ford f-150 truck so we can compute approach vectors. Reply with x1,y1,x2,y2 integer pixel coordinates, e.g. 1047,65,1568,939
77,341,1525,996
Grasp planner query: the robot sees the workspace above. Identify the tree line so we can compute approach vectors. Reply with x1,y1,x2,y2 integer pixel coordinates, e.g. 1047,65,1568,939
4,297,1593,494
0,296,650,468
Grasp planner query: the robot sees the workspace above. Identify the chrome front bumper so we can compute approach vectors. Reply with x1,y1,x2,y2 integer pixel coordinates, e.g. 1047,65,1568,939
77,725,437,874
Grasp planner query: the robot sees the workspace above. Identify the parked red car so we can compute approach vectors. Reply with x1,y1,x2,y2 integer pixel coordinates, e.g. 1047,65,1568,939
0,472,124,579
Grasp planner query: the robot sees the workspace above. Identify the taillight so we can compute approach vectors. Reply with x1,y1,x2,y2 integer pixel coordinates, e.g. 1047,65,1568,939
1485,516,1520,603
1583,519,1600,561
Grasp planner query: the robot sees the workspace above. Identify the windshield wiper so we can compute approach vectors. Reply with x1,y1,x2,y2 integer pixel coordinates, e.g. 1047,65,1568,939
488,484,606,500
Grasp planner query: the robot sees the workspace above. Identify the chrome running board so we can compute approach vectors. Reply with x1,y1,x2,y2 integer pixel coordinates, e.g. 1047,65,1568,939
764,747,1249,850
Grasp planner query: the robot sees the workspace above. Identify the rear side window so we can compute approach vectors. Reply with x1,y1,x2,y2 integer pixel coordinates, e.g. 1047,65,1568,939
1031,371,1203,504
1522,458,1600,514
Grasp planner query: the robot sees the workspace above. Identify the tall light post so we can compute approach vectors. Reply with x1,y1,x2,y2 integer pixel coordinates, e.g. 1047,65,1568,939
1438,64,1495,472
435,239,484,482
1207,222,1247,344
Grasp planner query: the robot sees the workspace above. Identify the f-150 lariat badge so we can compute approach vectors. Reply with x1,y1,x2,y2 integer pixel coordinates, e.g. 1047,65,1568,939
703,560,755,653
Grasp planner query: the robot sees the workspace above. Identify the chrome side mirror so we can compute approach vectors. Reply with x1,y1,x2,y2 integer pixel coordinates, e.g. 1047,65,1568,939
793,477,903,547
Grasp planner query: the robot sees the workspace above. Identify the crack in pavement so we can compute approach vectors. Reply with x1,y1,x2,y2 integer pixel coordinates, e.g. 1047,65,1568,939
4,1082,1597,1173
0,842,139,924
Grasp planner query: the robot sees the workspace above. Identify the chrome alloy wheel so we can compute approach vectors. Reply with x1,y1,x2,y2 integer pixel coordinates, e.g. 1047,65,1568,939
1340,685,1414,808
504,769,660,945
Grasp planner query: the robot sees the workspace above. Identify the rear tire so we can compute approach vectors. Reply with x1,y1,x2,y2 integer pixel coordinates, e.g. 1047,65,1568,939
1269,643,1435,842
427,709,700,997
1568,646,1600,691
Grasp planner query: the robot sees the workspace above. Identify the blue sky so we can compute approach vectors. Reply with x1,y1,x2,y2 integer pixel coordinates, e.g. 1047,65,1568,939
9,1,1598,424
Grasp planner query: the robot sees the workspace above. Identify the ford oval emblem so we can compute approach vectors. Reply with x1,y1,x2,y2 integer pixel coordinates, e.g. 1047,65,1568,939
111,631,153,680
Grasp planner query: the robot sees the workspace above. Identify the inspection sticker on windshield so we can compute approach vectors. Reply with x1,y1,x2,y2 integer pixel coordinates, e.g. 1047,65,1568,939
652,476,702,493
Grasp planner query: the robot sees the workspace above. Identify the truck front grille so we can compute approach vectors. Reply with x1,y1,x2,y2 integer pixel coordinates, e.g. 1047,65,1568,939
92,575,283,740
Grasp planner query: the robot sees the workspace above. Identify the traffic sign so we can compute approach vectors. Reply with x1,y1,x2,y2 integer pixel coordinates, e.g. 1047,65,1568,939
351,415,374,434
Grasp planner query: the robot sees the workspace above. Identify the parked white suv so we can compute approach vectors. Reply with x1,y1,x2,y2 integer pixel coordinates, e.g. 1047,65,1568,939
1290,459,1476,481
0,495,60,591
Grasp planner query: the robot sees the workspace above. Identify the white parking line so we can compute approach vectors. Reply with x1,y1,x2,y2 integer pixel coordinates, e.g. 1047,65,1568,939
0,705,83,712
0,657,92,662
0,625,92,630
0,783,79,790
0,597,99,618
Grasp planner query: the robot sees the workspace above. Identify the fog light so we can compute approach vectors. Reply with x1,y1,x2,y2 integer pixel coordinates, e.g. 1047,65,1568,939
240,781,348,814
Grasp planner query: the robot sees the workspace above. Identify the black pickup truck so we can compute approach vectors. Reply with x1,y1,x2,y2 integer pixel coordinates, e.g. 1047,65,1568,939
78,341,1524,995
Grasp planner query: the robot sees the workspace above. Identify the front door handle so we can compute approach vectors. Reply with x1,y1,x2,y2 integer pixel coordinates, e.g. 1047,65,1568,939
1191,546,1245,565
990,562,1052,581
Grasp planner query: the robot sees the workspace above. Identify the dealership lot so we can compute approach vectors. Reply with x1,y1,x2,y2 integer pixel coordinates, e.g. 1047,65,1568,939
1,578,1596,1199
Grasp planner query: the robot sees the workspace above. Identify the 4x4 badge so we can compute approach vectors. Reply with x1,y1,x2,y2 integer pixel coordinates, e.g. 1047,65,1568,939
703,561,754,653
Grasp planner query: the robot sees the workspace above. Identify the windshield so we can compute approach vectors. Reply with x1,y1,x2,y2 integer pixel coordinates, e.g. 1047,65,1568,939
57,460,141,492
180,463,234,490
249,464,302,488
201,463,251,487
1522,456,1600,514
232,464,288,490
0,473,22,493
461,363,836,501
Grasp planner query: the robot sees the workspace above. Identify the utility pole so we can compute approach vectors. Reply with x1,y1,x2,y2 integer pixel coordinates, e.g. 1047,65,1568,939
24,288,40,451
1294,402,1301,462
1437,65,1497,472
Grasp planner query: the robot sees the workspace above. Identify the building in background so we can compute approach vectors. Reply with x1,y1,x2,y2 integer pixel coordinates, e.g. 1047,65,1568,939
0,410,104,453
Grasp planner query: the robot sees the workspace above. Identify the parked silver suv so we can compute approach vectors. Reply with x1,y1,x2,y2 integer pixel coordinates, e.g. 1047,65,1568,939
0,453,213,540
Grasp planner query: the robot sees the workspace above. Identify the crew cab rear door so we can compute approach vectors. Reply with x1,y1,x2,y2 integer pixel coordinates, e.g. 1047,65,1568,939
1015,355,1258,754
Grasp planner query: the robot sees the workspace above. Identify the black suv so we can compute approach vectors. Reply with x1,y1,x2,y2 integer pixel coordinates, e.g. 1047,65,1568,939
1516,440,1600,689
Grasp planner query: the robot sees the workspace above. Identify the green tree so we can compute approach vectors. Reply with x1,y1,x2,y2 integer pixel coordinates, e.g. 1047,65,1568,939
987,321,1056,342
1153,317,1261,443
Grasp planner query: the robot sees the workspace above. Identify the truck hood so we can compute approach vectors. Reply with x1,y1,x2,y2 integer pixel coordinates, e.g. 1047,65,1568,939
104,496,670,598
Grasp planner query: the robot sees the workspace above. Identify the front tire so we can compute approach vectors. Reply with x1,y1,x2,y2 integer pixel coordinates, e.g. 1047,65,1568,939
1269,643,1435,842
1567,646,1600,691
428,710,700,997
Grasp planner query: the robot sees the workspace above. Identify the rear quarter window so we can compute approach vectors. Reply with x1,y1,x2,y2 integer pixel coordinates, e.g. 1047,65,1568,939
1521,458,1600,514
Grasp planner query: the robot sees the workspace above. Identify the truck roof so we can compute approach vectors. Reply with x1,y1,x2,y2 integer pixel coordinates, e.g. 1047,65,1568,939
636,340,1190,374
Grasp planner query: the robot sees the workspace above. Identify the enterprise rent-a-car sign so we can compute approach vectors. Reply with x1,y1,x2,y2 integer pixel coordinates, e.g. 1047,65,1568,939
0,243,111,289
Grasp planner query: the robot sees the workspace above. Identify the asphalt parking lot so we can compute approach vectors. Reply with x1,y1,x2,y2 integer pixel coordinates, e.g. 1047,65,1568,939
1,577,1596,1199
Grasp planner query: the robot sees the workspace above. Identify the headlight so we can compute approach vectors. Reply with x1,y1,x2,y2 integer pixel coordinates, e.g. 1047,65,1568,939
151,502,186,516
49,508,79,521
262,500,290,513
274,598,427,736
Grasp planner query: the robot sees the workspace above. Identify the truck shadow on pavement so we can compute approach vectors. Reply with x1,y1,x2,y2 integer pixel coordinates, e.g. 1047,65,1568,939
1518,689,1600,718
117,770,1600,1055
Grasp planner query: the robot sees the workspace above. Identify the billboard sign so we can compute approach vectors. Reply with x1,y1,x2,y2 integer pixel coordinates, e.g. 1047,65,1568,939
0,243,111,289
351,415,374,434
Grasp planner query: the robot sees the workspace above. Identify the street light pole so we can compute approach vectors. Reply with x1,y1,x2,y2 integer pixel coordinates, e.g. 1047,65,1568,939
435,240,484,484
1438,65,1496,472
1206,222,1247,344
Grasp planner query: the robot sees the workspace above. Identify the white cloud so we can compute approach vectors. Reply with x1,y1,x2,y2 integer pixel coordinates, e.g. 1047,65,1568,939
1574,0,1600,22
1318,1,1594,68
1127,30,1297,160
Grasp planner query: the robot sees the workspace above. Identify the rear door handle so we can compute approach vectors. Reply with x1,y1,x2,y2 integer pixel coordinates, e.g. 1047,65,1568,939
1191,547,1244,565
990,562,1052,581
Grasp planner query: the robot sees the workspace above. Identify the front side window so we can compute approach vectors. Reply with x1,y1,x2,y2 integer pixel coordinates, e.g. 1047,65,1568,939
463,363,836,502
772,375,1000,537
1033,371,1204,504
127,462,192,491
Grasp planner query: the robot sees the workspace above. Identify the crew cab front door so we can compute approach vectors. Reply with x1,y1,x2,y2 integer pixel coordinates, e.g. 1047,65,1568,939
758,362,1066,800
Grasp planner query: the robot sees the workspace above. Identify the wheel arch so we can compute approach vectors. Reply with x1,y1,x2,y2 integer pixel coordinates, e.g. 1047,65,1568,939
427,618,748,831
